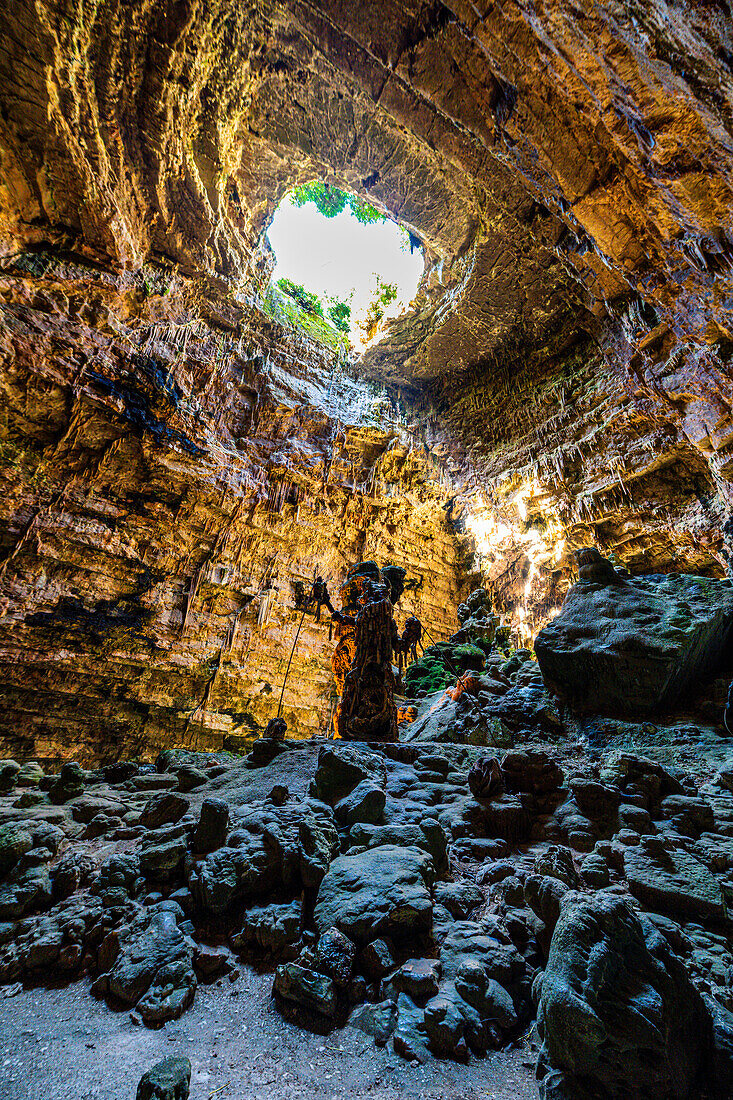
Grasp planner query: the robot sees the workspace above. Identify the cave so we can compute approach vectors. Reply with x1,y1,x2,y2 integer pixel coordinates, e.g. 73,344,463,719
2,2,733,1097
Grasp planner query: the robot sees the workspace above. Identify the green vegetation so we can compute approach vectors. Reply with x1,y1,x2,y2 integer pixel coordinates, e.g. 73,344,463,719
262,282,349,354
404,642,486,699
274,279,353,343
326,295,352,334
359,277,398,344
291,182,385,225
277,277,324,318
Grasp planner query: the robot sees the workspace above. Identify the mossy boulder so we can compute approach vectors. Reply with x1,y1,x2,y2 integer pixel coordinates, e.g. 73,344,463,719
404,643,485,699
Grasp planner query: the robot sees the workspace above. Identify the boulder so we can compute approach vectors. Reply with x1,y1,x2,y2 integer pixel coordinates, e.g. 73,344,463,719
139,825,188,882
360,938,396,979
420,919,529,1060
348,820,448,876
433,880,484,920
136,1057,191,1100
0,824,32,877
312,745,386,804
104,902,196,1024
49,762,85,803
230,900,301,956
538,891,720,1098
386,957,440,1000
0,861,52,918
502,750,563,795
348,999,398,1045
535,572,733,715
176,764,207,792
273,962,337,1018
15,762,44,788
314,844,433,945
0,760,21,793
193,797,229,853
534,846,581,889
315,926,356,987
334,779,386,827
468,756,504,800
623,835,726,920
141,792,190,830
52,851,96,901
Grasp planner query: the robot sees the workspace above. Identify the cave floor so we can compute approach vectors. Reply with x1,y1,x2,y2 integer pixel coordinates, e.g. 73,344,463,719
0,972,537,1099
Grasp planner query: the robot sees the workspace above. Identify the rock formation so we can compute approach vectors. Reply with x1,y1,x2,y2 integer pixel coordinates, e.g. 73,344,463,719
2,1,733,1098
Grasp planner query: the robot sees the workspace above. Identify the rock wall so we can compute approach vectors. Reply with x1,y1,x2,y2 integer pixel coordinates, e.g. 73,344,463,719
2,0,733,755
0,253,466,764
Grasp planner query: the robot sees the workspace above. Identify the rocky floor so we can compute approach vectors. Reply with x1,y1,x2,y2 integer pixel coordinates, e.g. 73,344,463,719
0,976,536,1099
3,664,733,1098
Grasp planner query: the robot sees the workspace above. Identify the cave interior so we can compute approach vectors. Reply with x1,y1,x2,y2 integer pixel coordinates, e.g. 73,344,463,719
2,1,733,1098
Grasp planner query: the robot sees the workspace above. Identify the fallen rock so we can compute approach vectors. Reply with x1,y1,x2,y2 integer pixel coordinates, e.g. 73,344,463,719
535,572,733,714
312,745,386,804
360,938,396,979
141,792,190,830
348,820,448,877
49,762,85,804
0,760,21,793
139,826,188,883
175,765,207,792
348,999,398,1045
192,797,229,853
433,880,484,919
534,846,581,889
0,824,32,877
315,926,356,987
230,900,301,956
15,763,44,788
334,779,386,826
274,962,337,1018
502,750,563,796
468,756,504,800
136,1056,191,1100
314,844,434,945
52,851,96,901
104,902,196,1024
0,861,52,918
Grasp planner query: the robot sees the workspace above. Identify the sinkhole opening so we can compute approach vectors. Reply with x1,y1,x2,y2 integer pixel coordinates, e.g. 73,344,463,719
265,182,424,352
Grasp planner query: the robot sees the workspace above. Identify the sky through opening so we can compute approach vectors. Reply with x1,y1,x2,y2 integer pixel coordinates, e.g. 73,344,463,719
266,193,424,349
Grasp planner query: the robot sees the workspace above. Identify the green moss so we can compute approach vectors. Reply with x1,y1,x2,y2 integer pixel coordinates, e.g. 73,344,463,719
261,283,348,353
404,642,486,699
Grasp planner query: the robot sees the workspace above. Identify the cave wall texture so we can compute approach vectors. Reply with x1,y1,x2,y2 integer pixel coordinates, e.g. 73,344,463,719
1,0,733,759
